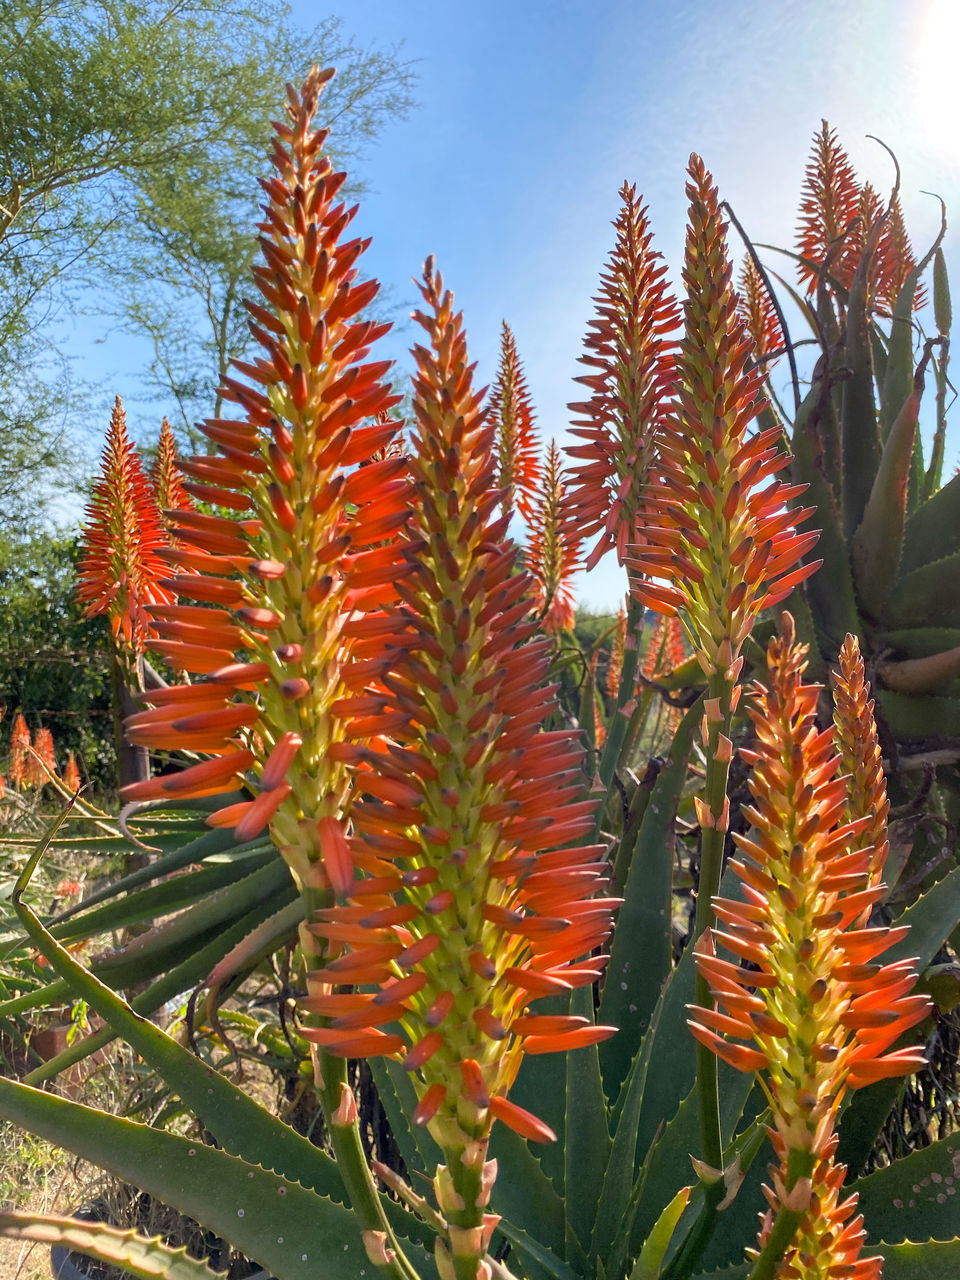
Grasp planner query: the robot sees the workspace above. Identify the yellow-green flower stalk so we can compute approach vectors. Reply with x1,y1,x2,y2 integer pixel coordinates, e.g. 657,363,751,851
689,614,930,1280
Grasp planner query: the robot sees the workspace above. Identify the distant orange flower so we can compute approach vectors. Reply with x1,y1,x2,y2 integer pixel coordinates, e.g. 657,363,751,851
77,396,174,664
737,257,781,366
9,712,29,788
526,440,580,632
565,181,680,575
151,416,193,533
488,321,541,521
63,751,82,794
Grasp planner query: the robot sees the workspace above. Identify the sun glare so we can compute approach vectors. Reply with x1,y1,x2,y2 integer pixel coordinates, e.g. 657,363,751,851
912,0,960,157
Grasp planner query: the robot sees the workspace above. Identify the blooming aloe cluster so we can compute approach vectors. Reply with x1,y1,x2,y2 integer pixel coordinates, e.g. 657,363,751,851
2,73,958,1280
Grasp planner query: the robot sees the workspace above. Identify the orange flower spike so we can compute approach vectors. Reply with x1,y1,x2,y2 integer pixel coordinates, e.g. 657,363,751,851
737,256,782,368
689,615,929,1280
566,181,680,575
77,396,174,669
833,634,890,889
151,417,194,535
312,259,617,1279
9,712,29,789
796,120,861,295
527,440,580,633
488,321,541,521
32,727,56,785
118,71,408,884
63,751,82,793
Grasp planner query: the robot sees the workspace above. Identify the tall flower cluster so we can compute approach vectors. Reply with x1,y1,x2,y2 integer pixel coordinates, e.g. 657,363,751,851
630,156,819,685
689,616,930,1280
151,417,193,535
302,261,617,1280
737,257,782,367
488,321,541,521
526,440,580,632
77,396,173,667
565,181,680,574
119,70,407,905
795,122,920,313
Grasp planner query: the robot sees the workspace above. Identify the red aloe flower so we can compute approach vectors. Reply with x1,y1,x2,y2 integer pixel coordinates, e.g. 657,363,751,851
526,440,580,632
9,712,29,789
118,70,407,904
875,191,923,314
151,417,194,534
488,321,541,520
565,181,680,573
640,615,685,682
63,751,82,793
833,634,890,889
737,257,782,367
796,120,861,295
630,156,820,683
689,615,929,1279
303,261,617,1273
33,727,56,779
77,396,174,664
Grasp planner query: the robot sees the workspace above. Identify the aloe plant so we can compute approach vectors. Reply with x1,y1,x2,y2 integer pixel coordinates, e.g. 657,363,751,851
2,80,959,1280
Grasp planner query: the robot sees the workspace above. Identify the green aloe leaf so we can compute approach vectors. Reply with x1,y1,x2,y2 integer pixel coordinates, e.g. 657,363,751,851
789,382,860,648
369,1056,443,1179
880,205,946,443
52,825,263,924
591,1001,663,1266
0,1079,429,1280
876,628,960,659
92,857,293,985
599,699,699,1097
875,691,960,742
628,1186,691,1280
837,864,960,1174
851,1131,960,1245
51,854,272,942
901,473,960,577
0,1212,221,1280
878,1239,960,1279
879,646,960,695
495,1218,579,1280
841,217,885,538
25,887,298,1083
564,982,612,1257
883,552,960,629
852,391,919,619
490,1125,567,1264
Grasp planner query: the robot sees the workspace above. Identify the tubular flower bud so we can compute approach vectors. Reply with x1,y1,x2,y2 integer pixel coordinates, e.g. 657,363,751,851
688,615,930,1280
629,157,820,677
832,635,890,889
526,440,580,633
488,321,540,521
77,396,174,665
737,256,782,367
116,69,409,897
309,260,617,1272
565,181,680,575
151,417,194,534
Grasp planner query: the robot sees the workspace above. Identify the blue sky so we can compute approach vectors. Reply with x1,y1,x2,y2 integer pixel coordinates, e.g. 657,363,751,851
297,0,959,611
65,0,958,611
